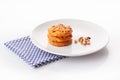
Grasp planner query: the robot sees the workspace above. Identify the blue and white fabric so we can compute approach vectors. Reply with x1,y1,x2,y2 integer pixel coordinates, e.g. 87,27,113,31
4,36,66,68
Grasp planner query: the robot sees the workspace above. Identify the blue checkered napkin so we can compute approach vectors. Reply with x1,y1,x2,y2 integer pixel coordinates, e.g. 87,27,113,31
4,36,66,68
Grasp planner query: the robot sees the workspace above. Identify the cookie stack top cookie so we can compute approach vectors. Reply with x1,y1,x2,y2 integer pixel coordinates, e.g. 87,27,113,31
48,24,72,37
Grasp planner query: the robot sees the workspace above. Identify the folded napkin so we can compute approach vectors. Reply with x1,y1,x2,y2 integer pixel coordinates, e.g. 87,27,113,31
4,36,66,68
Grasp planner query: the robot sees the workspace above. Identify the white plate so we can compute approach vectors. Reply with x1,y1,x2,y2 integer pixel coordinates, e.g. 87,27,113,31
30,19,109,56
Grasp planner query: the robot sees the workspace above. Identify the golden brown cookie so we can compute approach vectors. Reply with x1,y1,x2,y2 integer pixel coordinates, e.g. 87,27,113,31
48,39,72,47
48,34,72,42
48,24,72,37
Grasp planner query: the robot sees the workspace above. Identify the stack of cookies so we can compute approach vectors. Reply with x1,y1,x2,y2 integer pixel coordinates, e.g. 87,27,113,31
48,24,73,47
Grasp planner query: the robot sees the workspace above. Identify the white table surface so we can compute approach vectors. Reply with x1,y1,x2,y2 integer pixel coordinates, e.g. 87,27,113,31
0,0,120,80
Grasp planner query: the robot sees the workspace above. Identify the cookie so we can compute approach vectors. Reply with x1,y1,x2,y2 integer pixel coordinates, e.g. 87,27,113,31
48,34,72,42
48,24,72,37
48,39,72,47
48,34,72,38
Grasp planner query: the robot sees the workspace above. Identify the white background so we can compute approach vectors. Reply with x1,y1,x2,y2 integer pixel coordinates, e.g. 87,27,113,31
0,0,120,80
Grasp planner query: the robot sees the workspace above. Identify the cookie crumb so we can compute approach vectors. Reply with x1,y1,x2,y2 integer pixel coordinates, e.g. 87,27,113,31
76,36,91,45
78,37,84,44
84,37,91,45
74,40,77,44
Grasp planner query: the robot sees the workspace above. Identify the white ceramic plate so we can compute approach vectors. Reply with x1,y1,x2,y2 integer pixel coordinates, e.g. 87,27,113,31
30,19,109,56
